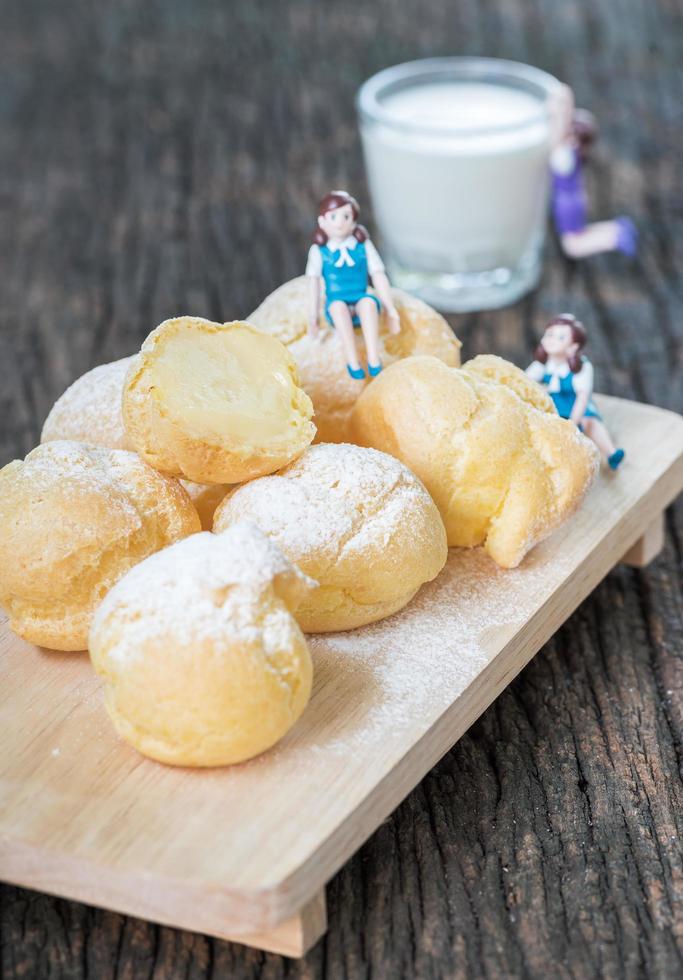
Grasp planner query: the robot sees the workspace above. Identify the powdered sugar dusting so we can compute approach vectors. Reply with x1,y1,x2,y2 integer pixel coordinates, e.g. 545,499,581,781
216,443,441,569
256,540,578,766
90,523,317,659
10,442,145,527
41,358,135,450
15,440,172,512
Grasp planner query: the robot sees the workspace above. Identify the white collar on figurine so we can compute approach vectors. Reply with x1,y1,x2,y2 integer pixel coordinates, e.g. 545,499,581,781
326,235,360,252
545,359,571,377
543,360,570,393
326,235,360,268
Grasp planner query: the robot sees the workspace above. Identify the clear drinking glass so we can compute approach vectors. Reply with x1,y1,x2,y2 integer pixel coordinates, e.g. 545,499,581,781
356,57,562,312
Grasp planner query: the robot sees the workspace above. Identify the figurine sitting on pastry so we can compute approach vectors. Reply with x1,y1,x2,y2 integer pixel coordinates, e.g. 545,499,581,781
526,314,625,470
306,190,400,380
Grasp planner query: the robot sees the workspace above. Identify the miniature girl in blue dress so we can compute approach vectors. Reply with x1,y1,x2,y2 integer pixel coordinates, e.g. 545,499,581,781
526,314,625,470
306,190,400,379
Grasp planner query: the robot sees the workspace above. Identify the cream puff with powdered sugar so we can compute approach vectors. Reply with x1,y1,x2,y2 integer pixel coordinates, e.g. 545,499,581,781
0,440,201,651
89,522,315,767
213,442,448,632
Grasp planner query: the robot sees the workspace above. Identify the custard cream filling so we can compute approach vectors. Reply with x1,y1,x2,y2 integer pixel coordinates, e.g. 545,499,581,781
151,326,308,445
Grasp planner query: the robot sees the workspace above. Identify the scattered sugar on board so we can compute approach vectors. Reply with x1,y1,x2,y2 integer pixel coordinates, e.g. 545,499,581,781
258,542,577,768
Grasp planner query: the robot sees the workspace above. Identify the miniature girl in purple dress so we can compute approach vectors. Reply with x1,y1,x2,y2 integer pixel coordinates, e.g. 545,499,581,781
550,86,637,260
526,314,625,470
306,190,400,380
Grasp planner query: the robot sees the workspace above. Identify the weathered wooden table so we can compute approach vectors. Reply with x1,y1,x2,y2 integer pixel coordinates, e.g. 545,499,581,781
1,0,682,977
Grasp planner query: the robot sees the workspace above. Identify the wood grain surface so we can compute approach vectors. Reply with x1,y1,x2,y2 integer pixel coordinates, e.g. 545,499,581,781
1,0,682,977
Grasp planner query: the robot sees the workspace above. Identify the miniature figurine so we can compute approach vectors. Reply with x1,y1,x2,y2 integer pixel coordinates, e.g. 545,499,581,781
549,85,637,260
306,190,400,380
526,313,625,470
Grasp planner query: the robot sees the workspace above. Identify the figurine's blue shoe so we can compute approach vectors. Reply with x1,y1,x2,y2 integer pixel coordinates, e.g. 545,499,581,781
367,363,383,377
616,217,638,257
608,448,625,470
347,364,366,380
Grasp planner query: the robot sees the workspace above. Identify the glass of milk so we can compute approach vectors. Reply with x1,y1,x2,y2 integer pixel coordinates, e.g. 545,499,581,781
357,58,562,312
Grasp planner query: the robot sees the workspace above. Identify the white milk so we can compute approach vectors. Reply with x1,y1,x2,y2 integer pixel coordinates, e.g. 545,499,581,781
357,61,560,310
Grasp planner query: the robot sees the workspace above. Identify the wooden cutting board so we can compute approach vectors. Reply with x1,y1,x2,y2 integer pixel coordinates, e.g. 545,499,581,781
1,395,683,957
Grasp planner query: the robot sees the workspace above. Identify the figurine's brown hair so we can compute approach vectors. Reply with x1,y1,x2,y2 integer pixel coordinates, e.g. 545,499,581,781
534,314,587,373
572,108,598,160
313,190,368,245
